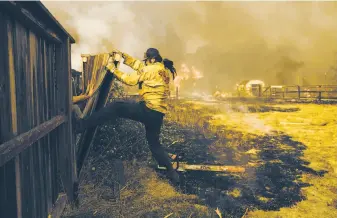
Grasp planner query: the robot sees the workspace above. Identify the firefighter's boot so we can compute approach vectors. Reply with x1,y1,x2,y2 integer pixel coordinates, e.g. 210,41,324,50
167,169,180,185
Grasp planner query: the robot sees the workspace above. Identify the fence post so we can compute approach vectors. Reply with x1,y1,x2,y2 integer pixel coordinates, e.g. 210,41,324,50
282,87,285,99
318,85,322,101
297,86,301,99
258,85,261,97
55,38,75,203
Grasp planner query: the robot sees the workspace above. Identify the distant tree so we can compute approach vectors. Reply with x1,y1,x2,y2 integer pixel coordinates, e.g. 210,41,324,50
275,71,287,85
323,65,337,85
274,56,304,85
332,67,337,84
302,77,310,86
329,53,337,84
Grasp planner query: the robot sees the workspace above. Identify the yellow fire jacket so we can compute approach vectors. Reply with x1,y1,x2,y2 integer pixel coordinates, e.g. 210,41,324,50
111,53,171,114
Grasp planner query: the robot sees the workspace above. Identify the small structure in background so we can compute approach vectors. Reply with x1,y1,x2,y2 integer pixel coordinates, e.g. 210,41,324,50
236,80,265,97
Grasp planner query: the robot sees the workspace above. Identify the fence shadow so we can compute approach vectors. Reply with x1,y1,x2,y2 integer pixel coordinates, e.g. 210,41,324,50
219,104,301,113
245,106,300,113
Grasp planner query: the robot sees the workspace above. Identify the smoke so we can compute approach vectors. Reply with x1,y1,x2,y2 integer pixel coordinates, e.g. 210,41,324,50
236,105,273,135
212,103,273,135
42,1,337,92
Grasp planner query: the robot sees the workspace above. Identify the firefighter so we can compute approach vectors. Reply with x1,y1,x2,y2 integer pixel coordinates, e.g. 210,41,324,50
73,48,180,184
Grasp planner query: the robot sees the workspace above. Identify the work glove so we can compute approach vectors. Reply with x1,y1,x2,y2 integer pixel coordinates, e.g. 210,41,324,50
109,49,124,58
105,56,116,72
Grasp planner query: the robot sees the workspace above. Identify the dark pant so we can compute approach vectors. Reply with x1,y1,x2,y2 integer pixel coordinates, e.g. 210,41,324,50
78,100,174,171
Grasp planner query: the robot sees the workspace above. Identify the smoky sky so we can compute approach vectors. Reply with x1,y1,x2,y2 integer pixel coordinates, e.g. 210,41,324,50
43,1,337,92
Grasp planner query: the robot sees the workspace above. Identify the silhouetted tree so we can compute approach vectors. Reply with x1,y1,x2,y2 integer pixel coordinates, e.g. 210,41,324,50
274,56,304,85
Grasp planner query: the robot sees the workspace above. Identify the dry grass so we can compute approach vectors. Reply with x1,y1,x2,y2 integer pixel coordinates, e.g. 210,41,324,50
63,117,215,218
63,162,213,218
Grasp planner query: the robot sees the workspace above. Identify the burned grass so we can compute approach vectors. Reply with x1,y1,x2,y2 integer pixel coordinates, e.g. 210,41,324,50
63,100,337,218
165,101,337,217
160,120,324,217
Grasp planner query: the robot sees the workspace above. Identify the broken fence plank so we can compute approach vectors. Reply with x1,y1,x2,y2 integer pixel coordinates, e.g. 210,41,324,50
0,115,66,167
158,163,246,173
72,94,91,103
183,164,245,173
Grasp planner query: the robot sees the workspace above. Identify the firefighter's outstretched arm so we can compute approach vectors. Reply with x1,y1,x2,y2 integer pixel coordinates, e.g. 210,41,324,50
122,52,145,71
105,53,144,86
112,69,144,86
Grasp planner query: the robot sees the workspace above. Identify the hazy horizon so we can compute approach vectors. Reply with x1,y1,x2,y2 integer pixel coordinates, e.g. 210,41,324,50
43,1,337,93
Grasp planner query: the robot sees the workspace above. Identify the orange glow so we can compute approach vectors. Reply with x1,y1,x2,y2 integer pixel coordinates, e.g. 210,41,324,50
174,63,203,89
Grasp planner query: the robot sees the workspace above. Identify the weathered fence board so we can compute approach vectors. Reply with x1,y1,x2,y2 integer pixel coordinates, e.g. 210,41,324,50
0,160,18,218
55,38,75,203
75,54,115,175
0,115,66,167
0,11,19,218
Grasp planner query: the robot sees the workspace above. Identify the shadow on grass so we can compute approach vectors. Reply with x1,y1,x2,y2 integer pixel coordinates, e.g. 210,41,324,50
244,106,300,113
226,104,300,113
160,122,327,217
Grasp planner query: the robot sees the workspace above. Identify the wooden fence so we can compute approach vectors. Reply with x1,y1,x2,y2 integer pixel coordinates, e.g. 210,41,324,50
260,85,337,101
0,1,76,218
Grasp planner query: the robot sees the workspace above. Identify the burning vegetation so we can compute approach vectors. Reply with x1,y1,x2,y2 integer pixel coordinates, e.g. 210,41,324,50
173,63,204,95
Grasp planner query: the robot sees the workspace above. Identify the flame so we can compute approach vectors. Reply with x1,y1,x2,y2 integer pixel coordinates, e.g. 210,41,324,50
213,91,233,99
181,63,190,74
174,63,203,89
191,66,203,79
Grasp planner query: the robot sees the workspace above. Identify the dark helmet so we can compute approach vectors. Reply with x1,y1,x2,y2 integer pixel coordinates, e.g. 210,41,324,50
143,48,160,61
